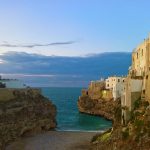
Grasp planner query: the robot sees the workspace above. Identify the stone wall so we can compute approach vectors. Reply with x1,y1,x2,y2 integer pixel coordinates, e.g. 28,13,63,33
101,90,113,101
88,81,105,100
78,81,115,120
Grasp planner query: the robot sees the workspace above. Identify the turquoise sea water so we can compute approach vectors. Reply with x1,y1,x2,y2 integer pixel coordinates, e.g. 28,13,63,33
41,87,112,132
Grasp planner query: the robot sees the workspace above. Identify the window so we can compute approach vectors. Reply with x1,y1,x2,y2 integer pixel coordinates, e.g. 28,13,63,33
107,84,109,87
123,80,124,82
137,52,138,59
146,75,148,79
142,49,143,56
118,79,120,82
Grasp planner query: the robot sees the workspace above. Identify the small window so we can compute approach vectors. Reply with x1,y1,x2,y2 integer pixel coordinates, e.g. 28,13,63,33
146,75,148,79
118,79,120,82
137,52,138,59
107,84,109,87
143,90,145,94
123,80,124,82
142,49,143,56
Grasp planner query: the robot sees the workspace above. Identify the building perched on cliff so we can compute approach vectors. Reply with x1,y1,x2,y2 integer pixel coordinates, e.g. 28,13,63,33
121,76,143,124
80,79,113,101
121,35,150,124
130,37,150,77
106,76,126,100
88,80,105,99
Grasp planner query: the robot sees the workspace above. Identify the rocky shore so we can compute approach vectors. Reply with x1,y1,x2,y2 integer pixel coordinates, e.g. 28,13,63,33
78,81,115,121
0,88,57,150
78,95,114,120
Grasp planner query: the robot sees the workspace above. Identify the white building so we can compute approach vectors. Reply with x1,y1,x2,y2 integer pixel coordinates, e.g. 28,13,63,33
106,76,126,100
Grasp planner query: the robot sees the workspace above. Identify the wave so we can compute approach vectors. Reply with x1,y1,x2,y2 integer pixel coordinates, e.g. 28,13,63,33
56,129,107,133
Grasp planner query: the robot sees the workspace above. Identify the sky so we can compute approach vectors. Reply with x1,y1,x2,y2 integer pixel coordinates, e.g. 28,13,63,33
0,0,150,56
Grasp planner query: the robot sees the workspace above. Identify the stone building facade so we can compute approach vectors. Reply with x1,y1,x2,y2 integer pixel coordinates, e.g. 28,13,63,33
130,37,150,77
121,35,150,124
106,76,125,100
121,76,143,124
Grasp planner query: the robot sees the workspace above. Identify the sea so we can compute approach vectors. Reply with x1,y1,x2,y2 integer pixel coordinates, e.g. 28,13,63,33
41,87,112,132
1,75,112,132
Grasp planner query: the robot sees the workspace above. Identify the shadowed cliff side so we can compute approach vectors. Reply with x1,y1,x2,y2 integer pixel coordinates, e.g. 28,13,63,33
78,96,115,120
91,99,150,150
0,88,57,150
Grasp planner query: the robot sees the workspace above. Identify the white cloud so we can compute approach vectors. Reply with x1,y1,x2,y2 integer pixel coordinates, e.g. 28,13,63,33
0,59,4,64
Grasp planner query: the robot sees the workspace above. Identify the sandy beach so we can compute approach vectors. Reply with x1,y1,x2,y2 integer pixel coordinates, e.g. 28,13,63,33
6,131,98,150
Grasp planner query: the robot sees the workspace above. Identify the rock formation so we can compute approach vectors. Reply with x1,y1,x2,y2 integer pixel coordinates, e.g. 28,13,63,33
78,95,115,120
78,81,115,120
0,88,57,149
91,99,150,150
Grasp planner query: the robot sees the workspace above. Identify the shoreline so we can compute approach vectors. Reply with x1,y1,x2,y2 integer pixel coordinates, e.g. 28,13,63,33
6,130,98,150
56,129,106,133
79,111,113,121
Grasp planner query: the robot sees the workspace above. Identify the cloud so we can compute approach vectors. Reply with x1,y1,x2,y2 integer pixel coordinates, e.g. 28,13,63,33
0,51,131,87
0,41,76,48
0,51,131,75
0,59,4,64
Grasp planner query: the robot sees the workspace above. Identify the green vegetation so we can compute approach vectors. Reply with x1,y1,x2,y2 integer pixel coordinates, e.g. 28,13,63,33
143,101,149,107
122,128,129,140
114,100,121,123
91,129,112,143
99,132,111,142
134,119,144,131
91,133,101,143
134,98,141,109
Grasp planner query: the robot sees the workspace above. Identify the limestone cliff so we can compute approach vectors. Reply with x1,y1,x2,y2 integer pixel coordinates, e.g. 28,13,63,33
78,95,115,120
91,99,150,150
0,88,57,149
78,81,114,120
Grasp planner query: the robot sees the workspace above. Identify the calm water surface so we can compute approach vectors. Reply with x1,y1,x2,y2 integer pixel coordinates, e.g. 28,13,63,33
41,87,112,131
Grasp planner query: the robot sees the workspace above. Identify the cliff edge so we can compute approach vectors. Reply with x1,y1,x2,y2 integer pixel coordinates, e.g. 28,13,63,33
91,99,150,150
78,81,115,120
78,95,114,120
0,88,57,149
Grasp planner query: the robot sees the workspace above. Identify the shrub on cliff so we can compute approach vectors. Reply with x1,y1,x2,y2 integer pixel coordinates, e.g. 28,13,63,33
122,128,129,140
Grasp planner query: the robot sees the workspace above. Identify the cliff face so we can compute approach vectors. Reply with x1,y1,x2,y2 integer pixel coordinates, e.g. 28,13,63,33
78,95,114,120
91,99,150,150
0,88,57,149
78,81,114,120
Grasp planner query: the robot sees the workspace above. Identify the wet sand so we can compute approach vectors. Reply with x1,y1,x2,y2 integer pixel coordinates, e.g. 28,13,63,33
6,131,97,150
